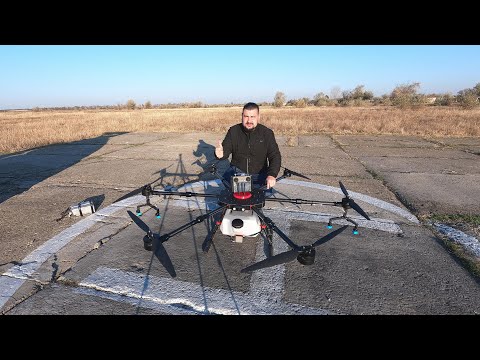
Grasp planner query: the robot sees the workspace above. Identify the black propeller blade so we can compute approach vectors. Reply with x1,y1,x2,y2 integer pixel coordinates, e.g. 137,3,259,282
240,225,348,273
348,199,371,221
127,210,151,233
338,181,371,220
339,181,349,197
127,210,176,278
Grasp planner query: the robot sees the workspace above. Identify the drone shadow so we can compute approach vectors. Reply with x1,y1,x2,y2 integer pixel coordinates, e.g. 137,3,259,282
0,132,125,205
135,139,240,314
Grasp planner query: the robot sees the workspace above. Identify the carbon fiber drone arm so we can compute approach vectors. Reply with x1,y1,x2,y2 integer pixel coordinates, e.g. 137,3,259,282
252,207,301,251
158,204,229,243
151,190,218,198
265,197,340,206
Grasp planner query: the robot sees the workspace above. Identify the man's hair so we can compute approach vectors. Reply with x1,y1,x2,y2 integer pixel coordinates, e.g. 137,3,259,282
243,102,259,113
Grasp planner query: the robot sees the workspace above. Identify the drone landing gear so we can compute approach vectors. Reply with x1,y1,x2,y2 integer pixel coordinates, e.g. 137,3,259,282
136,185,161,218
327,214,359,235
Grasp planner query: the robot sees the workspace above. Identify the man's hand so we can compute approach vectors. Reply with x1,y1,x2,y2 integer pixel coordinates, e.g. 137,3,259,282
266,175,276,189
215,139,223,158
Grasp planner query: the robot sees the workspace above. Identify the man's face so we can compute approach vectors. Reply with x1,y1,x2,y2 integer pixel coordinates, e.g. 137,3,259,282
242,109,259,130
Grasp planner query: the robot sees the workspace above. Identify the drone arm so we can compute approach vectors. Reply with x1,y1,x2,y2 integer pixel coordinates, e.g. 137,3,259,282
252,207,300,250
265,198,340,206
159,205,228,243
151,190,218,198
209,164,231,190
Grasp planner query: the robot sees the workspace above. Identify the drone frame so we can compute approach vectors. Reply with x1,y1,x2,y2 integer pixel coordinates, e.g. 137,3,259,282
128,164,371,275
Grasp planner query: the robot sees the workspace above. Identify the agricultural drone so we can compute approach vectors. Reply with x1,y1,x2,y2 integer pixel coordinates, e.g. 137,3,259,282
127,164,371,277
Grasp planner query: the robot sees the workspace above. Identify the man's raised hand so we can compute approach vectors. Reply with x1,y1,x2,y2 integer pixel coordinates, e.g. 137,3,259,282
215,139,224,158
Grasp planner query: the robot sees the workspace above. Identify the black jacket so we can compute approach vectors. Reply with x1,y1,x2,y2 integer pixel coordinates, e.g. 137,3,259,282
215,123,281,177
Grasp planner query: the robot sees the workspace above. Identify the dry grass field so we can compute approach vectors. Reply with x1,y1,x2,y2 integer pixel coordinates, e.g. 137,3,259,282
1,106,479,154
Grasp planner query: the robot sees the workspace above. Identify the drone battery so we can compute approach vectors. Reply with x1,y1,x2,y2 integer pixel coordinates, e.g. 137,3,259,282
69,200,96,217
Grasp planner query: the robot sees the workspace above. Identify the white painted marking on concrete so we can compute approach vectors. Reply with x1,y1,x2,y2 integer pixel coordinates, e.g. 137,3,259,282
78,266,332,315
433,223,480,257
0,194,153,310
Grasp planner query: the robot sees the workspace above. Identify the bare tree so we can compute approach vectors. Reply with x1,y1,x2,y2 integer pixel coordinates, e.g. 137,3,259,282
330,86,341,100
274,91,286,107
126,99,136,110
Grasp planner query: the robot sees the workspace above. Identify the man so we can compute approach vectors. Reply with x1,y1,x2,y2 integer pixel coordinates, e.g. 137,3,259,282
214,102,281,189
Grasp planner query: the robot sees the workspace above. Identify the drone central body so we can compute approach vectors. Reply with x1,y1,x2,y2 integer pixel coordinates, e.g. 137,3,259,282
217,174,265,243
127,164,372,277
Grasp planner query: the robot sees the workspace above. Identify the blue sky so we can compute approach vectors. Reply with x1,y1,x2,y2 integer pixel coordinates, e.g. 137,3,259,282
1,45,479,109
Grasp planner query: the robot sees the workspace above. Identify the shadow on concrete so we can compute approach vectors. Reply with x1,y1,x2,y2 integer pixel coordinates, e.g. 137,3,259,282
132,139,240,314
0,132,126,205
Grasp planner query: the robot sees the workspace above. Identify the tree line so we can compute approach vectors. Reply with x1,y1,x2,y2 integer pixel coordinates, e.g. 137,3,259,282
273,82,480,109
29,81,480,111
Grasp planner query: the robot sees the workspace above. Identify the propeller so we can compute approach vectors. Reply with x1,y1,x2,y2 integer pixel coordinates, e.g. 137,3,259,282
127,210,176,277
240,225,348,273
338,181,370,220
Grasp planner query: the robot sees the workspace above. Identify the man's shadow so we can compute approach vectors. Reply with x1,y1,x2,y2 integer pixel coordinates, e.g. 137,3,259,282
192,139,227,182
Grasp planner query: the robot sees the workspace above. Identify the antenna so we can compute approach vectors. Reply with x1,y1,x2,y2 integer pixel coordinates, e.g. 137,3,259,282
247,157,249,175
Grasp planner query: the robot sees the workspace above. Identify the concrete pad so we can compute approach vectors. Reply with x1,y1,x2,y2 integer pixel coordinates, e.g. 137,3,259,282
283,221,480,314
2,132,479,315
281,146,351,159
276,135,338,148
342,147,479,160
24,144,120,157
41,159,206,188
281,157,373,178
100,146,215,163
333,135,440,148
0,184,124,268
0,154,86,176
434,137,480,147
5,283,163,315
62,206,257,294
148,133,220,147
97,132,172,145
358,156,480,175
382,173,480,215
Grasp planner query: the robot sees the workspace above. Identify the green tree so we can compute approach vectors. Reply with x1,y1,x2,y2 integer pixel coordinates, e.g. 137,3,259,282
144,100,152,109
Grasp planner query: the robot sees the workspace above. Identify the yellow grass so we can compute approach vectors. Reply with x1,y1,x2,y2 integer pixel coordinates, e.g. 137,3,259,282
1,106,479,154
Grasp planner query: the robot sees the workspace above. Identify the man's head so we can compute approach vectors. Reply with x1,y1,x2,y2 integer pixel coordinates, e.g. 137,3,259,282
242,102,260,131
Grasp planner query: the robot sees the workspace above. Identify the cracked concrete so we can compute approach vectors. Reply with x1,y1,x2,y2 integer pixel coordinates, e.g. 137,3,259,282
1,132,479,314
